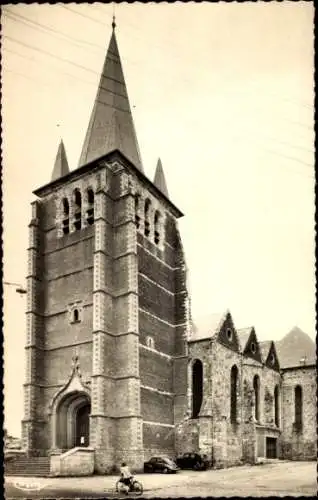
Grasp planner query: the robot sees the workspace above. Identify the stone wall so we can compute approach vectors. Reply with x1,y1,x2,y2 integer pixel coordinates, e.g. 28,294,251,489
50,447,95,476
136,185,188,455
281,366,316,460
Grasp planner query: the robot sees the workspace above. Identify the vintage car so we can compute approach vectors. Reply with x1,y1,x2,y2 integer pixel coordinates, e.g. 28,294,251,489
176,452,210,470
144,456,180,474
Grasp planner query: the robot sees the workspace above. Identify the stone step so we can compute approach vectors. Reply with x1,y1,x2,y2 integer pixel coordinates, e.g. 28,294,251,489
5,456,50,477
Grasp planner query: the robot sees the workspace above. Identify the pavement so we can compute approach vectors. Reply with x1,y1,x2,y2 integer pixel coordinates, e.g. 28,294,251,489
5,460,317,498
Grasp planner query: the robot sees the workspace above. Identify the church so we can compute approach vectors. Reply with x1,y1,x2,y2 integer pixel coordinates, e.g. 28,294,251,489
19,22,316,476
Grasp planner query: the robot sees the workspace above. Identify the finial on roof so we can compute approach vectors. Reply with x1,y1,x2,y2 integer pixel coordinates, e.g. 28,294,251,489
78,20,144,172
154,158,169,198
112,15,116,31
51,139,70,181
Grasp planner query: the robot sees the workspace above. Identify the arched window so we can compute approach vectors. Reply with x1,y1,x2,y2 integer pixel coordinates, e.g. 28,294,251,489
154,210,161,245
253,375,260,422
230,365,238,424
294,385,303,428
62,198,69,234
135,194,140,229
192,359,203,418
86,188,94,226
146,336,154,349
274,385,279,427
73,189,82,231
226,328,233,341
144,199,151,237
73,309,79,322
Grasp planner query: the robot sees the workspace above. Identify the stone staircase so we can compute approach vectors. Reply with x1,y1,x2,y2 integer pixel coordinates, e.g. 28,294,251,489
5,454,51,477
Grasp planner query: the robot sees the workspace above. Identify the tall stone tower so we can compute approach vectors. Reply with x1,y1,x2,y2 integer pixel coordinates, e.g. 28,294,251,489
22,22,189,473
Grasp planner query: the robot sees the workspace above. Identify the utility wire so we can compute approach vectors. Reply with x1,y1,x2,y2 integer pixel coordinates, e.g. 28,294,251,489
3,9,101,53
3,24,314,177
4,45,314,173
3,67,51,88
61,5,107,26
2,47,96,85
4,33,313,136
60,3,314,111
260,147,314,170
3,7,314,114
5,4,313,113
3,35,100,76
4,41,314,149
4,67,314,181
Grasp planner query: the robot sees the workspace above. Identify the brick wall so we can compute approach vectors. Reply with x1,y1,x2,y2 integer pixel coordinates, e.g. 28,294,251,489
43,343,93,386
140,388,173,425
139,349,173,392
139,309,175,355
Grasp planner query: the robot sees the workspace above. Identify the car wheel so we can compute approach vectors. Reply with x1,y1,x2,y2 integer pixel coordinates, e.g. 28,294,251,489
162,467,168,474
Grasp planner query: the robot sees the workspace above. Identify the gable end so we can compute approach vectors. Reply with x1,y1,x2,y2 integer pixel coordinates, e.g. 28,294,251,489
216,312,240,353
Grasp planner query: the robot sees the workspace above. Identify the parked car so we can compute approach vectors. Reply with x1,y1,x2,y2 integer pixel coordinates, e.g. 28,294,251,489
144,456,180,474
176,452,210,471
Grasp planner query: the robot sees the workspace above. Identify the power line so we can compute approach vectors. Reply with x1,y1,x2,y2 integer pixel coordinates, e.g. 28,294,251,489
260,147,314,170
2,8,102,53
3,6,314,116
4,43,314,172
62,3,314,112
5,42,313,153
256,136,314,156
3,23,314,178
4,32,313,136
2,47,96,85
2,56,135,116
4,67,314,181
3,67,51,88
3,45,137,111
3,35,100,76
60,5,107,26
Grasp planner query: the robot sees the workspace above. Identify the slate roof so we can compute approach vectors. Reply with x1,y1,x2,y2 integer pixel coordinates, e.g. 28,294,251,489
51,140,69,181
259,341,272,363
237,327,253,351
190,311,228,342
154,158,169,198
275,327,316,369
78,28,143,172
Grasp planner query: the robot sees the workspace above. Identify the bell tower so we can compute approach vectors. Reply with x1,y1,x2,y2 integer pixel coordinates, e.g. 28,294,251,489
22,20,189,473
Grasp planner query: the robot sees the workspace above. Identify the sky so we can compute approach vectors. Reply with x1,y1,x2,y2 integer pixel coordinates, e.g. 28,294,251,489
2,2,315,437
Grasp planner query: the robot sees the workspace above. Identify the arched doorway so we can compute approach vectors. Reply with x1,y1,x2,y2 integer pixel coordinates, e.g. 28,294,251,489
56,392,91,450
74,401,91,447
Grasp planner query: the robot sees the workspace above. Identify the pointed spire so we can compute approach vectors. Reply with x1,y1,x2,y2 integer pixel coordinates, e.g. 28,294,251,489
154,158,169,198
78,23,143,172
51,139,70,181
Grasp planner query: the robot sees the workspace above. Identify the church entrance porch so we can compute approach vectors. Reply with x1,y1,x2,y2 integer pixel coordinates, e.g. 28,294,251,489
56,392,91,450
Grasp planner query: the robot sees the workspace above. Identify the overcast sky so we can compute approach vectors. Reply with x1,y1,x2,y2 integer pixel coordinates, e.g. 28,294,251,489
2,2,315,437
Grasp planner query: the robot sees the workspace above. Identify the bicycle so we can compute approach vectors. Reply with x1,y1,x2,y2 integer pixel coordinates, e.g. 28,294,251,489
115,476,143,496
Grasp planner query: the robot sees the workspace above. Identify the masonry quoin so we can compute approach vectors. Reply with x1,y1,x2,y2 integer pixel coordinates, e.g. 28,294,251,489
16,20,316,477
